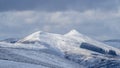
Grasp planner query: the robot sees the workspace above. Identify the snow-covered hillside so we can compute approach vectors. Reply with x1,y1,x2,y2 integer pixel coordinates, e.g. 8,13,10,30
1,30,120,68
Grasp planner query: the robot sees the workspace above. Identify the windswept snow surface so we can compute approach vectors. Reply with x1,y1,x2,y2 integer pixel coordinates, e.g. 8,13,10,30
0,60,48,68
0,42,82,68
1,30,120,68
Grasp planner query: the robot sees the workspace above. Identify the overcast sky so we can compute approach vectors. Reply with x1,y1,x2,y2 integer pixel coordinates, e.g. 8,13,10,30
0,0,120,40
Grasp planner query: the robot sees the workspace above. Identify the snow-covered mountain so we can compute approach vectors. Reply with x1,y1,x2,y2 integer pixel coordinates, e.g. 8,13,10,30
18,30,120,55
1,30,120,68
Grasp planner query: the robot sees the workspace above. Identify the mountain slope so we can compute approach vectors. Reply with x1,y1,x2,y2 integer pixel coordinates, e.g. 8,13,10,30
64,30,120,55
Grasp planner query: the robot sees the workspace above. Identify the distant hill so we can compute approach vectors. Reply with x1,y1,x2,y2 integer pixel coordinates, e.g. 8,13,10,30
0,38,19,43
103,39,120,49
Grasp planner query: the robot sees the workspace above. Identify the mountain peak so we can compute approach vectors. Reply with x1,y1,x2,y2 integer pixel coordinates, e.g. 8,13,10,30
19,31,45,42
34,31,43,34
65,29,82,36
70,29,80,34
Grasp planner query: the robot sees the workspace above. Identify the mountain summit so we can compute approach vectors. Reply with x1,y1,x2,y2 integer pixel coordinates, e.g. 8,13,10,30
18,31,48,42
65,29,81,36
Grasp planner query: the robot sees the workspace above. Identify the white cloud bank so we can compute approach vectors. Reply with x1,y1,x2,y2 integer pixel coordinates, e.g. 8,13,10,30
0,10,120,40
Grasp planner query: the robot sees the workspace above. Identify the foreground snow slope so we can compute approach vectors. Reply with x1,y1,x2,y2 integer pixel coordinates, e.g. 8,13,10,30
0,42,82,68
0,60,48,68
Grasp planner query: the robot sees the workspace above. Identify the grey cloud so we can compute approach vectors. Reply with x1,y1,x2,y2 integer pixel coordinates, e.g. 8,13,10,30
0,0,119,12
